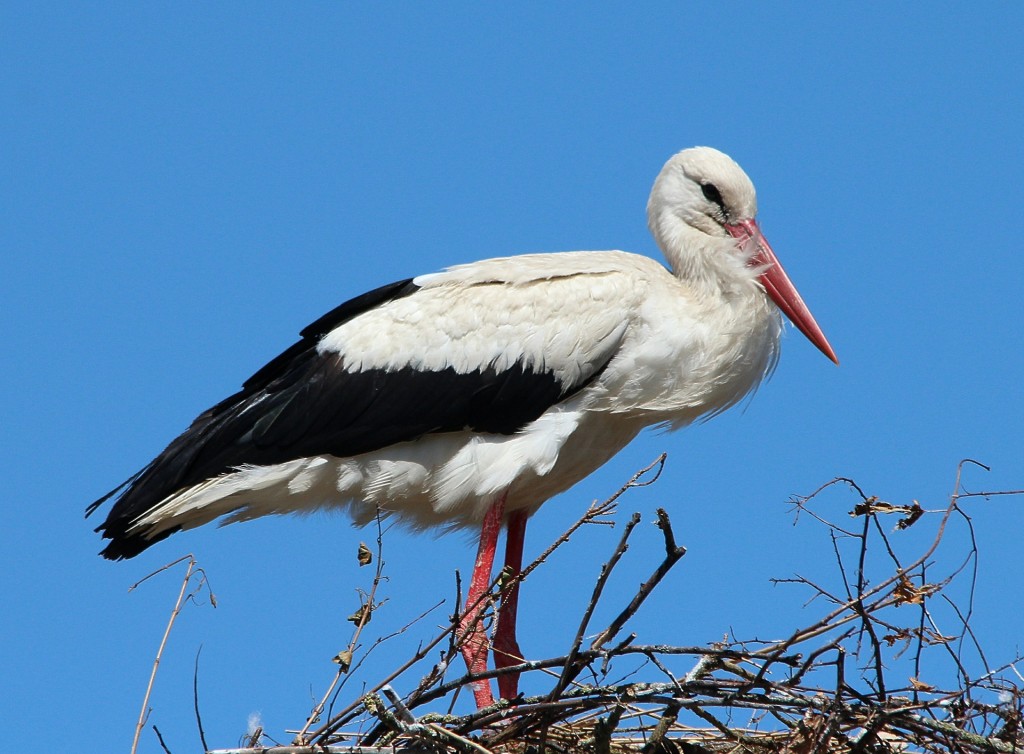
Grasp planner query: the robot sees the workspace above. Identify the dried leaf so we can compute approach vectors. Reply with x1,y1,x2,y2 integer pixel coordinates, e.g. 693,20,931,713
922,628,957,645
882,628,913,646
892,573,939,605
896,501,925,530
496,564,516,592
893,574,925,605
357,542,373,566
851,496,922,520
332,649,353,672
910,676,936,692
348,603,372,626
850,496,881,517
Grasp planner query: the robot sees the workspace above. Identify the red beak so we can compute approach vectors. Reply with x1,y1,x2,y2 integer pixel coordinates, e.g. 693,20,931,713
727,219,838,365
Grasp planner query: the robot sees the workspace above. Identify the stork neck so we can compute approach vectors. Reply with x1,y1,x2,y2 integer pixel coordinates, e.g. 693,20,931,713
658,220,757,301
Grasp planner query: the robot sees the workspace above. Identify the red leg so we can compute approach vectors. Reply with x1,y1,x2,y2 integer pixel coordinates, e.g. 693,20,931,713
494,508,527,700
457,492,506,709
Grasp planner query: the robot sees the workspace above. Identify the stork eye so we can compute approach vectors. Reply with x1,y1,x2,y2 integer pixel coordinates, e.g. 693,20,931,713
701,182,725,208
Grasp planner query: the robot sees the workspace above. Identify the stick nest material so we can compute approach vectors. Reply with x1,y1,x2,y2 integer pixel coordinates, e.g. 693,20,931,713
150,457,1023,754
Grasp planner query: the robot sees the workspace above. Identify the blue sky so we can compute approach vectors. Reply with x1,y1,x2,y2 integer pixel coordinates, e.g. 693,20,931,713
3,4,1022,751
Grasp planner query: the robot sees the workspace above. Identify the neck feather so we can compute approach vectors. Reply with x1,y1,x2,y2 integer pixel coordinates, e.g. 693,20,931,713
654,215,759,299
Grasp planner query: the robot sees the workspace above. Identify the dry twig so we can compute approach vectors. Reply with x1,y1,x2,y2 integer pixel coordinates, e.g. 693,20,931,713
128,554,214,754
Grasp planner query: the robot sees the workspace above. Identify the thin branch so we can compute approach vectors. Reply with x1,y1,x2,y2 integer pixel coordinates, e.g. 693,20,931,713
131,555,212,754
297,509,390,743
193,645,208,754
590,508,686,651
550,511,642,699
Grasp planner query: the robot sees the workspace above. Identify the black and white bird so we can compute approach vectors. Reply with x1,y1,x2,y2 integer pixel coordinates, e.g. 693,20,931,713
88,146,837,708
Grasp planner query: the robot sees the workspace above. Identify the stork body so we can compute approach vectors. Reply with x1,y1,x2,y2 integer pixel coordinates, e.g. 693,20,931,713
89,147,836,708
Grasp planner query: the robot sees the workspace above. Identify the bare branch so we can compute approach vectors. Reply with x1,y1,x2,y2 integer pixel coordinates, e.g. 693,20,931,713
130,555,213,754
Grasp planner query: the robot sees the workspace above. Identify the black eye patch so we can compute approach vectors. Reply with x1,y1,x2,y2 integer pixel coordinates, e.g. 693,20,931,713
701,182,725,208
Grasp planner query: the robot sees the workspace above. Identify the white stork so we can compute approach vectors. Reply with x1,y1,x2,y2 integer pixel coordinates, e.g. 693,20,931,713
88,147,837,709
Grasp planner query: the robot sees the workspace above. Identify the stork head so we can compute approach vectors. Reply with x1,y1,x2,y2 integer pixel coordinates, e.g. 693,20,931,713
647,147,838,364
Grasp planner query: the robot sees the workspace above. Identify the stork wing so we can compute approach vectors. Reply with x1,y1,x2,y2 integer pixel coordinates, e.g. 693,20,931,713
89,256,637,550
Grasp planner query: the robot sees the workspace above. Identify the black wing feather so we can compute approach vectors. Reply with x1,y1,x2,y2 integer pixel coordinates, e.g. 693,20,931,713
219,278,420,409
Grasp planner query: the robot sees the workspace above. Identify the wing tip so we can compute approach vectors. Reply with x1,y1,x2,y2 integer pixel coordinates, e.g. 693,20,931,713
96,524,180,561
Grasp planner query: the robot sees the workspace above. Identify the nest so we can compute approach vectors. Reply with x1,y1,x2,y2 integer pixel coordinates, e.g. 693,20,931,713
136,458,1024,754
